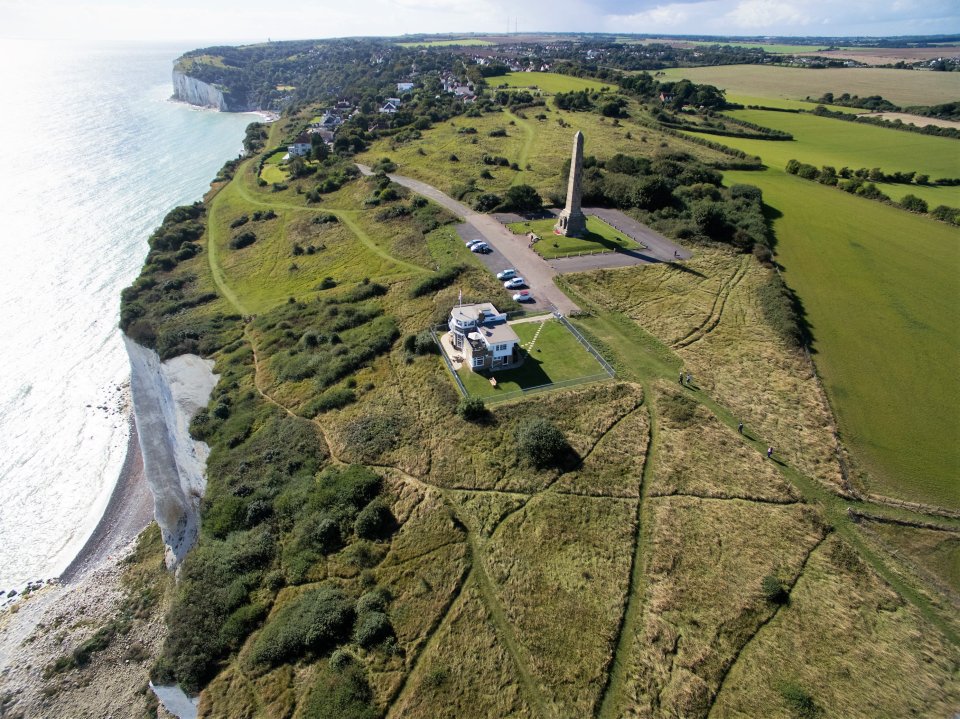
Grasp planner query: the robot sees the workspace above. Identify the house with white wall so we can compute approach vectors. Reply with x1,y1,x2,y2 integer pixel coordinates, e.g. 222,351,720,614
448,303,522,372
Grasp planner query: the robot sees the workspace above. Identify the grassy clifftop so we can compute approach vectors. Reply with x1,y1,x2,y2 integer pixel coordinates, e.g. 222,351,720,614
106,78,960,716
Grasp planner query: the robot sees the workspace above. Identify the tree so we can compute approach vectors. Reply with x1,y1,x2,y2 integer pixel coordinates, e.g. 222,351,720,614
502,184,543,213
311,134,329,162
515,419,568,468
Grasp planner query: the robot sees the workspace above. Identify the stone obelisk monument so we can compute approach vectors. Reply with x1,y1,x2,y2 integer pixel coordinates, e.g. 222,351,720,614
554,130,587,237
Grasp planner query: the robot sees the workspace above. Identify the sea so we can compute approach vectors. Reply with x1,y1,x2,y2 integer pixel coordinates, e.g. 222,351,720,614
0,39,257,591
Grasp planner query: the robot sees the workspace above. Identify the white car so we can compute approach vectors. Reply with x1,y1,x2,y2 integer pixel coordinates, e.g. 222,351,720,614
465,239,485,248
496,268,517,280
513,290,534,303
503,277,525,289
471,242,491,253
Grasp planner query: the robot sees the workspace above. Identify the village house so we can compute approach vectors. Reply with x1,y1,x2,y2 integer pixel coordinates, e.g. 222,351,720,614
379,97,402,114
397,81,415,92
287,133,312,157
448,303,523,372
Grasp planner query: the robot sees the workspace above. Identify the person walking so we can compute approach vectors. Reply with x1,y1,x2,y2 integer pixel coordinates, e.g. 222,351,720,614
767,446,773,459
686,373,692,386
679,371,684,385
738,422,744,434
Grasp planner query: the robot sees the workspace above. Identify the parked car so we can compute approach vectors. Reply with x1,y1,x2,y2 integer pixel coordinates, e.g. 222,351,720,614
471,242,491,253
465,239,485,248
503,277,525,289
496,268,517,280
513,290,534,303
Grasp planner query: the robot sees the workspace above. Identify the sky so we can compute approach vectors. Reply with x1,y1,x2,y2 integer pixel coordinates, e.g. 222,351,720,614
1,0,958,43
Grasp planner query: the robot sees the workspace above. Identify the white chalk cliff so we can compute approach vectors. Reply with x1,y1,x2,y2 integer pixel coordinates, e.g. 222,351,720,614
124,336,218,569
172,70,228,111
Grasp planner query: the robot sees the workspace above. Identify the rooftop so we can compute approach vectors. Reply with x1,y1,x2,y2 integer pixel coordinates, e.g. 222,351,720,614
450,302,500,326
477,322,520,345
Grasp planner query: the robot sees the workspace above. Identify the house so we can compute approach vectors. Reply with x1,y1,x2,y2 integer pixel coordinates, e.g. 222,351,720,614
288,133,312,157
448,303,523,372
379,97,402,114
658,92,673,104
397,82,414,92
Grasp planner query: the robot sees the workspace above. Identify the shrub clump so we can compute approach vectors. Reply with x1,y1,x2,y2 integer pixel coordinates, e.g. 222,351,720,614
409,264,466,298
762,574,788,604
247,584,353,669
456,397,488,422
354,498,397,540
515,418,567,468
229,231,256,250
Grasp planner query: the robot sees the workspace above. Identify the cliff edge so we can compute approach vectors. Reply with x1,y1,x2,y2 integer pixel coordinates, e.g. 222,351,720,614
124,336,218,568
172,70,228,111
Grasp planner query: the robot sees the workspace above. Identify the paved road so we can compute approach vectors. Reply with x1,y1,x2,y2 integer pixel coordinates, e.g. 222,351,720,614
356,165,694,311
358,164,580,314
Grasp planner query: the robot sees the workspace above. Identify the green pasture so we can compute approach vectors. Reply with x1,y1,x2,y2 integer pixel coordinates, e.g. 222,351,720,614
724,94,865,114
681,40,842,54
687,110,960,204
494,72,618,94
656,65,960,107
397,39,494,47
506,216,640,259
455,319,607,398
724,168,960,507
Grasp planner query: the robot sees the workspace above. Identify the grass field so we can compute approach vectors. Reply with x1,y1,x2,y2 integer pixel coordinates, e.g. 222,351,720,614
455,318,608,398
724,93,866,113
506,216,640,258
724,168,960,507
657,65,960,107
355,99,731,201
494,71,618,94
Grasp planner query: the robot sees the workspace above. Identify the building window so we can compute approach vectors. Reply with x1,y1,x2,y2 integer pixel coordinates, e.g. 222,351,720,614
472,357,484,367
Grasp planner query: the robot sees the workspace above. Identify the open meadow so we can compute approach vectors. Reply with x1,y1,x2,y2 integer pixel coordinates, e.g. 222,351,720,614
657,65,960,107
495,71,617,94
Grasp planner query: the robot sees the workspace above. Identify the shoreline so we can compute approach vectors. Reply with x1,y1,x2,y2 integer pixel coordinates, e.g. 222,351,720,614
60,412,154,584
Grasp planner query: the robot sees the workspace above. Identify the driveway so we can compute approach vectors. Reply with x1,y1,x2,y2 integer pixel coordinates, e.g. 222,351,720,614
358,164,580,314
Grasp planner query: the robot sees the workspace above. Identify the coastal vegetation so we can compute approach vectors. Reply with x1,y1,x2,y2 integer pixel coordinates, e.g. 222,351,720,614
103,33,960,717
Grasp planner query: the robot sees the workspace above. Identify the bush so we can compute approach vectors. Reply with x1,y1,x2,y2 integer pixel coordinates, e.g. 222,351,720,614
456,397,488,421
515,419,567,468
355,589,390,615
229,232,256,250
230,215,249,228
474,193,502,212
501,184,543,213
488,128,508,137
779,682,821,718
409,264,466,298
341,413,401,459
899,194,929,213
660,392,697,426
301,663,377,719
354,498,397,540
352,610,393,648
247,584,353,668
762,574,788,604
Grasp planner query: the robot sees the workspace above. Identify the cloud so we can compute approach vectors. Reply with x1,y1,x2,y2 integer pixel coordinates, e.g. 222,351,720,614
0,0,957,42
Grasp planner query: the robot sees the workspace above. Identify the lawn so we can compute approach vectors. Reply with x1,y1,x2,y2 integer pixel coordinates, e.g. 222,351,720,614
507,216,641,259
725,168,960,508
455,319,608,399
494,71,618,94
656,65,960,107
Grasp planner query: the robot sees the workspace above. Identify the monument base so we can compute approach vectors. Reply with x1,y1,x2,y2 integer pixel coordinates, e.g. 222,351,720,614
554,209,587,237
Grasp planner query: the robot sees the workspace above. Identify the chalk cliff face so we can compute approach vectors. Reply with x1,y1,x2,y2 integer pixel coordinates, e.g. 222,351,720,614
124,336,218,569
172,70,228,111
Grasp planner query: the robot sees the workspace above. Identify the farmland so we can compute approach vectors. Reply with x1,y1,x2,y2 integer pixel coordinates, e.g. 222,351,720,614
657,65,960,107
725,168,960,507
494,71,618,94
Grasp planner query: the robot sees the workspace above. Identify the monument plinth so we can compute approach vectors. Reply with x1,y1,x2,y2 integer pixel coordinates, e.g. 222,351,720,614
554,130,587,237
